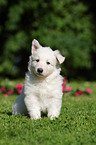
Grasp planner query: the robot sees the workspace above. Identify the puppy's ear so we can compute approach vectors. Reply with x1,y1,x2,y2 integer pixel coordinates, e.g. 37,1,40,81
54,50,65,64
31,39,41,54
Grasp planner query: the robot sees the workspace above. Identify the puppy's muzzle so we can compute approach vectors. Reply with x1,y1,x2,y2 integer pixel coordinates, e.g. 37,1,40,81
37,68,43,74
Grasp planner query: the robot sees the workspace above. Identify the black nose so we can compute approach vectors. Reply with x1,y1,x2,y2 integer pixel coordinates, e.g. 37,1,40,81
37,68,43,74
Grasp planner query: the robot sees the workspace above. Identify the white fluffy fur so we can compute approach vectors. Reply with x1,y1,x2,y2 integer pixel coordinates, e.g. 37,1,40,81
12,39,65,120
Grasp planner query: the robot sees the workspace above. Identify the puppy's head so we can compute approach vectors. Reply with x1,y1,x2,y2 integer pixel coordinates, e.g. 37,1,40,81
28,39,65,77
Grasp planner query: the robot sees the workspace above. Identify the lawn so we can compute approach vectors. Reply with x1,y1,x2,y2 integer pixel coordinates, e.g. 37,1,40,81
0,80,96,145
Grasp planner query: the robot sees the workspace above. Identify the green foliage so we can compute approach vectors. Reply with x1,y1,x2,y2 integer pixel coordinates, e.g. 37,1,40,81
0,0,7,6
0,0,95,78
0,81,96,144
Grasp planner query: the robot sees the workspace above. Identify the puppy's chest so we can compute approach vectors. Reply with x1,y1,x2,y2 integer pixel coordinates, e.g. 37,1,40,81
36,82,51,98
36,83,53,110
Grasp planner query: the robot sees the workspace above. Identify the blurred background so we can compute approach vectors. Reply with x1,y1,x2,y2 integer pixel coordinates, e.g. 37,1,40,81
0,0,96,80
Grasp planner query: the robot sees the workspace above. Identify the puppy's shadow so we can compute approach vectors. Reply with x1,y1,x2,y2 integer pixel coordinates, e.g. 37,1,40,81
41,111,47,118
1,111,47,119
7,112,12,116
0,111,12,116
0,111,30,118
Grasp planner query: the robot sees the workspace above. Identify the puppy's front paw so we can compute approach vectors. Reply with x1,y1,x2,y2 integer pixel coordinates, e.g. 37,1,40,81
29,111,41,120
48,113,59,120
50,115,56,120
31,116,41,120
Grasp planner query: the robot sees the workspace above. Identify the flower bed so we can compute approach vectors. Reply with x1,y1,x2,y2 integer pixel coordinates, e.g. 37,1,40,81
0,78,92,97
0,84,23,97
62,77,92,96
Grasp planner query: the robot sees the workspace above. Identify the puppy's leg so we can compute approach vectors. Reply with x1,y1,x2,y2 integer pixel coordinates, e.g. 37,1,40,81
24,96,41,120
48,98,62,120
12,87,28,115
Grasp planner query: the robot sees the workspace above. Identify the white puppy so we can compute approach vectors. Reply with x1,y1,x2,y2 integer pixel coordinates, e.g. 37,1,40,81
12,39,65,120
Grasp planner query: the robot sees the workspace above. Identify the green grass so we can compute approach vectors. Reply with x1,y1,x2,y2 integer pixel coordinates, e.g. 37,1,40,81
0,80,96,145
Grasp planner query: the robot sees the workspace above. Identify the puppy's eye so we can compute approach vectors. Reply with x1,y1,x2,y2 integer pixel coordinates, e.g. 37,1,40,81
36,59,39,62
47,62,50,65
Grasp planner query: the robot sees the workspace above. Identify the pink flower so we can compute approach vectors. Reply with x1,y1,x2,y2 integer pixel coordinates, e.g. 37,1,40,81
8,89,14,95
62,84,66,93
65,87,72,92
16,84,23,94
86,88,92,94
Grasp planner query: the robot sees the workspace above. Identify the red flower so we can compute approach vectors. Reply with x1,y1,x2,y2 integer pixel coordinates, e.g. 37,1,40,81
4,93,8,97
63,77,67,84
62,77,67,93
78,90,84,95
8,89,14,95
75,90,84,96
86,88,92,94
75,92,80,96
16,84,23,94
62,84,66,93
0,87,7,93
